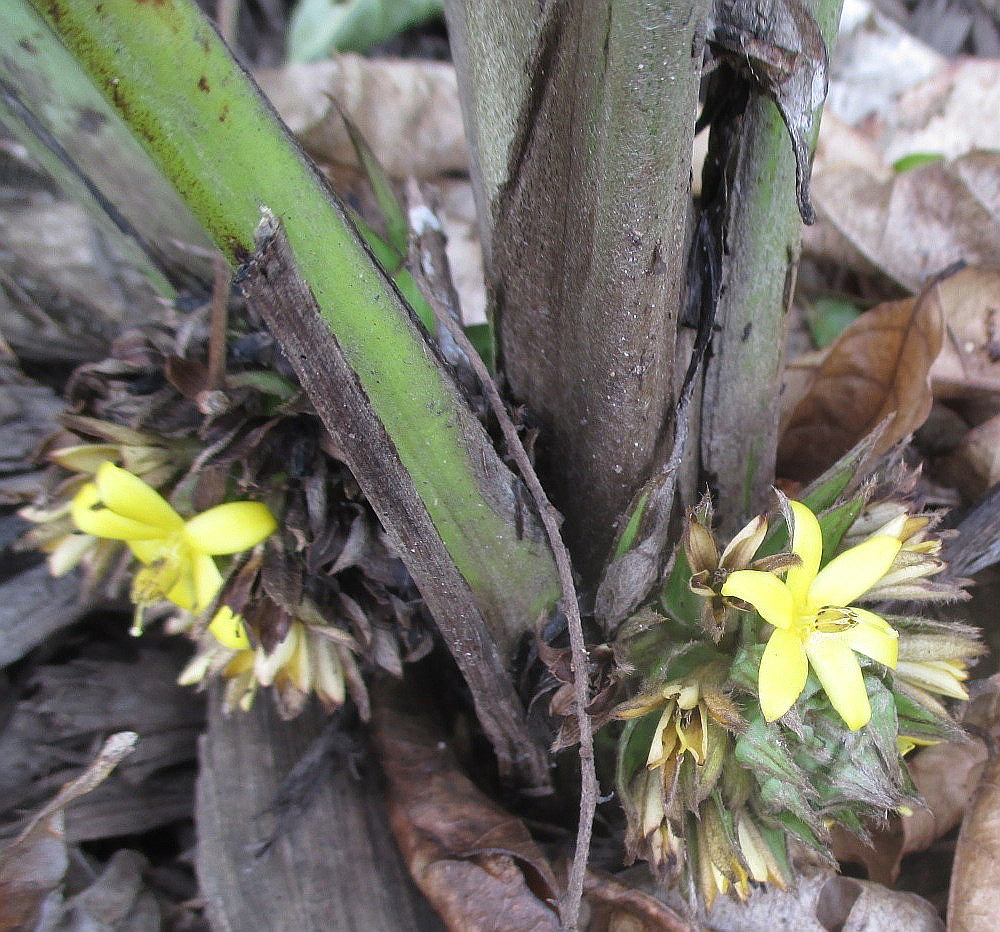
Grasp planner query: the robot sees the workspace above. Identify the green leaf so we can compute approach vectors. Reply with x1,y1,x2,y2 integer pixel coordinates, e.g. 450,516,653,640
614,491,651,559
660,547,704,630
350,212,437,331
339,110,410,257
225,370,299,400
757,820,793,880
728,644,763,693
288,0,444,62
758,777,817,827
806,297,861,349
892,152,945,174
771,810,828,855
816,496,865,563
735,714,811,791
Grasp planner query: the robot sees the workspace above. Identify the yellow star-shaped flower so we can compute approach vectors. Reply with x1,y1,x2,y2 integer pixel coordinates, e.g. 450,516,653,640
71,461,276,613
721,500,901,730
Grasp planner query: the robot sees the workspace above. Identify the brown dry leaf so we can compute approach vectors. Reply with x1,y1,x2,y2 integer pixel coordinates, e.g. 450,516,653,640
809,152,1000,293
583,870,693,931
939,413,1000,499
256,54,467,179
879,60,1000,166
372,680,561,931
929,266,1000,400
948,753,1000,931
777,274,945,483
0,732,137,931
646,867,944,931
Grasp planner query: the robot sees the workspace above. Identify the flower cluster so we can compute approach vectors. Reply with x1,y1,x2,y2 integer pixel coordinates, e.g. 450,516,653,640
615,474,980,909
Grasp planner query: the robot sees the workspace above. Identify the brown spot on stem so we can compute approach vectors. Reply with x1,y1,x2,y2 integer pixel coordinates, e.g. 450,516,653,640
76,107,107,133
198,75,210,92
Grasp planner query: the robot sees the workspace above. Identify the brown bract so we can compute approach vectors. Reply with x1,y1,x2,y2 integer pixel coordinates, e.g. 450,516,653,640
778,271,945,483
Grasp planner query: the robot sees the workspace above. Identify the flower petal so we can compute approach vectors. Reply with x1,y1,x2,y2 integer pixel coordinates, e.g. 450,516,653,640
95,461,183,531
758,628,808,721
785,501,822,605
72,484,169,541
805,635,871,729
191,552,223,610
183,501,277,555
841,608,898,668
209,606,251,650
128,539,163,564
721,570,796,630
165,572,197,611
807,535,902,610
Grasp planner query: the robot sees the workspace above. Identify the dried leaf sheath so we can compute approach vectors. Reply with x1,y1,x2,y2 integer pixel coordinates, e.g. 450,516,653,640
240,213,549,786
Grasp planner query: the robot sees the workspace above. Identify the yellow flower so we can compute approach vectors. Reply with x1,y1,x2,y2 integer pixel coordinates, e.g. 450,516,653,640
721,501,901,730
71,462,276,617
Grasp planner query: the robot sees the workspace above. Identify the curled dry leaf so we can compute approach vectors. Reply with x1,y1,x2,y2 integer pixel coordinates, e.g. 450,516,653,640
948,753,1000,932
809,151,1000,293
583,870,693,931
708,0,829,222
256,54,467,179
371,680,561,931
777,272,945,483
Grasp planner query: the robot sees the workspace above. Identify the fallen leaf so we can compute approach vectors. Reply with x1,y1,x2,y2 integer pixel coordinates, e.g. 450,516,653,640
939,413,1000,499
371,679,562,931
583,870,693,931
929,266,1000,401
825,0,943,127
777,273,945,482
878,60,1000,167
638,864,944,930
948,753,1000,931
256,54,467,179
809,152,1000,293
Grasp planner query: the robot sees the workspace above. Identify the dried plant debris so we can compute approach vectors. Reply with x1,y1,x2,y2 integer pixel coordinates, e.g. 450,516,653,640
708,0,829,222
256,53,467,179
0,732,144,932
372,679,562,931
0,638,203,843
778,269,946,483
